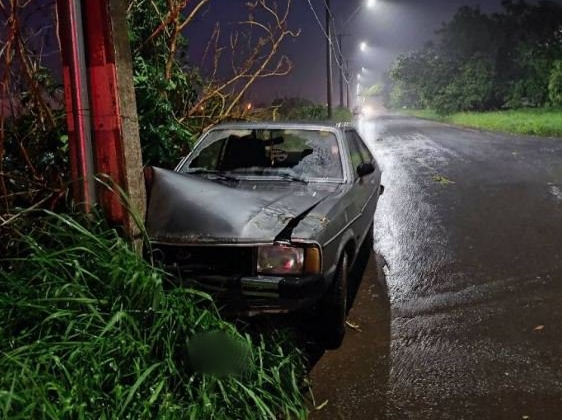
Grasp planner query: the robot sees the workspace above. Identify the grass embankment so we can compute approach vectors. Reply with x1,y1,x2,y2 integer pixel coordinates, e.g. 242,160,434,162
0,212,307,419
332,107,353,123
402,108,562,138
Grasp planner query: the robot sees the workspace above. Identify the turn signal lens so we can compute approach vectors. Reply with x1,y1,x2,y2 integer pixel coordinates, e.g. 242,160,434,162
304,247,321,274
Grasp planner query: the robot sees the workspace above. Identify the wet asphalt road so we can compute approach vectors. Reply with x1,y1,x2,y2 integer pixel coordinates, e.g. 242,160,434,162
309,114,562,419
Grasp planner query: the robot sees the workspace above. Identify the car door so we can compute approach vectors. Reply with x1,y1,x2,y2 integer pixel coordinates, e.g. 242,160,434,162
344,129,381,249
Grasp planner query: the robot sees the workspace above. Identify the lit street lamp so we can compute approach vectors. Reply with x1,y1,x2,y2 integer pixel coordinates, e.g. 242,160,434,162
333,0,377,110
344,0,377,25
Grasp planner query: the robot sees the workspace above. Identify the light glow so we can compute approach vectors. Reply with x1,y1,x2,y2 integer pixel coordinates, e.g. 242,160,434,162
361,104,376,118
360,41,367,52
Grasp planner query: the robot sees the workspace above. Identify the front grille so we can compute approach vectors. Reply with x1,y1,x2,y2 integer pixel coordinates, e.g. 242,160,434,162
151,244,255,277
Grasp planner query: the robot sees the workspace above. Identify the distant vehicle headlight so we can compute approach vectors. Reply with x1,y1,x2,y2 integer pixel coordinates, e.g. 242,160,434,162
257,244,321,275
361,104,375,118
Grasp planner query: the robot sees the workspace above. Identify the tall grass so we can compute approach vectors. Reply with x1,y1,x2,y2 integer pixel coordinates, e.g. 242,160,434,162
402,108,562,138
0,211,307,419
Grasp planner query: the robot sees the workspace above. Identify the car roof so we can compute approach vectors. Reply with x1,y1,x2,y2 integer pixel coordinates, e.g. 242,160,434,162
206,121,353,132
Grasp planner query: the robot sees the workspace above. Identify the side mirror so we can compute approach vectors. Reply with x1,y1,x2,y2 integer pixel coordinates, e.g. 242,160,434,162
356,162,375,177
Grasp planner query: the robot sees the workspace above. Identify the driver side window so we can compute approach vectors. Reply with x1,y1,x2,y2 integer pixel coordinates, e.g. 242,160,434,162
191,138,226,170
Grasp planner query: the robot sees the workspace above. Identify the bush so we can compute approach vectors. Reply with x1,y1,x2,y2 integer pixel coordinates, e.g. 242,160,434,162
132,55,196,168
549,60,562,107
433,56,495,114
285,103,327,120
332,106,352,122
0,211,307,419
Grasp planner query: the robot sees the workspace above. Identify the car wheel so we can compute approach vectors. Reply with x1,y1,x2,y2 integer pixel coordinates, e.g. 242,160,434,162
317,252,349,349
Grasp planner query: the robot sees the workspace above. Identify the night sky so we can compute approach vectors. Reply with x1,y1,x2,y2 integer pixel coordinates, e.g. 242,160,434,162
185,0,562,104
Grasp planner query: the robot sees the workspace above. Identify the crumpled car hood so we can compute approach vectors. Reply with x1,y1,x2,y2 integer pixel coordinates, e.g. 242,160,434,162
146,167,332,244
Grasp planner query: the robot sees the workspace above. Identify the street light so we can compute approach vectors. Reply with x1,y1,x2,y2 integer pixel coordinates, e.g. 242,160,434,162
344,0,377,25
360,41,368,52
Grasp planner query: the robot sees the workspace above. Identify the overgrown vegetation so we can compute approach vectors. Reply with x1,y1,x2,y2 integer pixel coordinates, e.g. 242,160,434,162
0,2,314,417
0,211,308,419
1,0,302,206
128,0,300,167
272,97,352,122
402,107,562,137
388,0,562,114
0,0,70,212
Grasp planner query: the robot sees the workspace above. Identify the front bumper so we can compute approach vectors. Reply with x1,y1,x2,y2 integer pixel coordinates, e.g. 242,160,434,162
170,271,326,314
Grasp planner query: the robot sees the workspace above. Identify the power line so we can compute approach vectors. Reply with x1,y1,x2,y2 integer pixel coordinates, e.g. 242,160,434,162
324,0,351,84
305,0,351,85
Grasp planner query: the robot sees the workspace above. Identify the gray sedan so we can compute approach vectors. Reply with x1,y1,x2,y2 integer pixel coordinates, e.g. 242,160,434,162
145,122,383,348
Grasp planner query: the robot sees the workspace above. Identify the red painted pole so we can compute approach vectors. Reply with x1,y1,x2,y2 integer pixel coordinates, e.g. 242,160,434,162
56,0,95,211
57,0,145,240
81,0,126,224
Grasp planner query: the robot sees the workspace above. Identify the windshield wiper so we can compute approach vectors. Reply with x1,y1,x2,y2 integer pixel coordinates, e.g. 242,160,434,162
273,172,309,184
184,168,239,181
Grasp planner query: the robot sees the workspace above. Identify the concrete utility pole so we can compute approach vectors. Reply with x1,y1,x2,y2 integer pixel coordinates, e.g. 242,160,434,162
345,60,351,109
57,0,146,247
326,0,333,119
337,34,350,108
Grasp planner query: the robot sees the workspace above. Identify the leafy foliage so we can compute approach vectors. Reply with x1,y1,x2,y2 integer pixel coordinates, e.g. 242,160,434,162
1,53,70,212
272,97,352,122
388,1,562,113
127,0,199,168
0,211,308,419
132,55,197,168
432,55,496,114
549,60,562,107
361,83,383,98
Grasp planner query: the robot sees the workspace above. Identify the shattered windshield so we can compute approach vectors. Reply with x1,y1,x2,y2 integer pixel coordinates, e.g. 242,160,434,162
179,128,344,181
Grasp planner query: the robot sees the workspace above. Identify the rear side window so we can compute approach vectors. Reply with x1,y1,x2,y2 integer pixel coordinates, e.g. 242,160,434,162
345,130,363,178
348,130,373,163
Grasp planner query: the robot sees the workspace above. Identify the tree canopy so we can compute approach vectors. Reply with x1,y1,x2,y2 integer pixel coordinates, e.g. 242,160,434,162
388,0,562,114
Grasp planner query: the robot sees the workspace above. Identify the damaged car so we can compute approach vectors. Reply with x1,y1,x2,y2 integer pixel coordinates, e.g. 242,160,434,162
145,122,383,348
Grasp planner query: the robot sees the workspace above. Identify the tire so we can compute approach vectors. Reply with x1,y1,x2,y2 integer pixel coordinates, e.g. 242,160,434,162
317,252,349,349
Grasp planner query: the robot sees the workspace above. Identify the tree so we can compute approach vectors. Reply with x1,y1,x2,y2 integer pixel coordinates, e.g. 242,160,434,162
386,0,562,113
361,83,383,98
0,0,68,211
549,60,562,106
188,0,300,126
127,0,300,167
433,54,496,114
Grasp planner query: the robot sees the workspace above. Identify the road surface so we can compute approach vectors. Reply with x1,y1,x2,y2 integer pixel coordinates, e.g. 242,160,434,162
309,115,562,419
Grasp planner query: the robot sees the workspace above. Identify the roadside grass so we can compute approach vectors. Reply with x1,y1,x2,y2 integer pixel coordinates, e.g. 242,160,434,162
332,106,353,123
401,108,562,138
0,211,307,419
